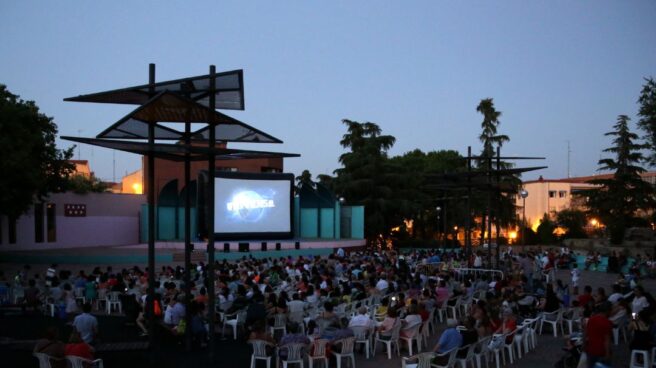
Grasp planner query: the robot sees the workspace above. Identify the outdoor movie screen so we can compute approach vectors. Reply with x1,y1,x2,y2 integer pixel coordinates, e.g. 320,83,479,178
213,173,293,239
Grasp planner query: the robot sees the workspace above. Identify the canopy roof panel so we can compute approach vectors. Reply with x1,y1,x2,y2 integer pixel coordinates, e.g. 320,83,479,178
62,136,299,162
96,92,281,143
65,69,244,110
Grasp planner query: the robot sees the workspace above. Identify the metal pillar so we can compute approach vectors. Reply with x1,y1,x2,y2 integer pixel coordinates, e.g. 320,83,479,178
207,65,217,362
146,63,156,352
184,121,192,351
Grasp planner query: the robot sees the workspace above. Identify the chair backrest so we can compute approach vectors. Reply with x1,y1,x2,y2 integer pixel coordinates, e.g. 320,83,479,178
350,326,371,340
335,336,356,354
65,356,93,368
390,320,402,340
237,310,248,323
406,352,437,368
310,339,329,357
248,339,272,358
274,313,287,327
459,343,475,360
475,336,491,354
97,289,107,299
109,291,121,302
402,323,421,338
33,353,57,368
435,348,458,367
74,288,85,298
281,343,306,361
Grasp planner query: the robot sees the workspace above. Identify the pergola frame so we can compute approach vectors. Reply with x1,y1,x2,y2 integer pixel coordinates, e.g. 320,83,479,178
63,64,298,361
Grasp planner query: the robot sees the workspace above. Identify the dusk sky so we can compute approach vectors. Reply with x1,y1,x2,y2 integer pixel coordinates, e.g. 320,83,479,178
1,1,655,182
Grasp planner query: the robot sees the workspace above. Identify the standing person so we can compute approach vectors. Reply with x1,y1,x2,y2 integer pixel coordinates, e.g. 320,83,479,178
583,302,613,368
72,303,98,344
570,263,580,296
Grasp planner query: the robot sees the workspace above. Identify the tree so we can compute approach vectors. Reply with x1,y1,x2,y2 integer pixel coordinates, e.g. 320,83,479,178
295,169,314,194
477,98,509,160
581,115,654,244
67,174,109,194
555,209,587,239
536,213,557,244
637,77,656,165
332,119,401,242
0,85,74,218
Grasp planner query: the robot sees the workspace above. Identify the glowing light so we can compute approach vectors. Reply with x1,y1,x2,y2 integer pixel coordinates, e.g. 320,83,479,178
509,231,517,239
590,218,598,226
132,183,143,194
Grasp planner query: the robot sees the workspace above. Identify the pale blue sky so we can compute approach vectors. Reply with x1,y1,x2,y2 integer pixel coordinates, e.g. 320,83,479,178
1,1,655,182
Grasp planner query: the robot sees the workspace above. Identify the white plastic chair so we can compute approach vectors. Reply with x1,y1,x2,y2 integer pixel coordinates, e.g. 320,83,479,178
562,307,582,335
222,309,247,340
33,353,62,368
488,333,508,368
270,313,288,338
512,325,525,359
307,339,329,368
630,349,649,368
433,348,458,368
66,355,104,368
456,344,476,368
248,339,275,368
447,296,463,320
374,320,401,359
279,343,306,368
539,309,563,337
351,326,373,359
473,336,491,368
96,289,107,311
399,323,422,356
436,299,448,323
401,352,435,368
106,291,122,314
612,316,629,345
333,336,356,368
74,287,86,305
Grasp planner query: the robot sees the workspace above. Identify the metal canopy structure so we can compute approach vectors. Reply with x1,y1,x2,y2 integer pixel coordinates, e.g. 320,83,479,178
95,91,281,143
62,136,300,161
424,146,546,264
63,64,296,362
65,69,245,110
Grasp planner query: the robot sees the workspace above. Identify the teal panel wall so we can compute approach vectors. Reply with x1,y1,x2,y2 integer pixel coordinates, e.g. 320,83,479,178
157,206,176,240
300,208,318,238
176,207,197,241
351,205,365,239
334,203,341,240
294,197,300,238
320,208,334,238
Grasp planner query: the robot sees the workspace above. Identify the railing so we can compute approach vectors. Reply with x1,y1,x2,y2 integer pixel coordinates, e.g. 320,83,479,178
453,268,505,281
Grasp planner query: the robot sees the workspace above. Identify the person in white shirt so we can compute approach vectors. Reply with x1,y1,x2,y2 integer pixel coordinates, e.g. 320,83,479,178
72,303,98,344
375,277,389,292
348,307,374,330
632,286,650,315
607,284,623,305
287,293,306,314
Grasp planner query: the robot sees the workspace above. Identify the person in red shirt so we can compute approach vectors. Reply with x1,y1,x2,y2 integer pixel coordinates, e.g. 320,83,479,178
584,302,613,368
64,330,94,361
578,285,593,308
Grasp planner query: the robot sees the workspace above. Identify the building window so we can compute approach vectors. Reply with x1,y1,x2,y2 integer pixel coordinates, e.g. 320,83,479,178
548,190,556,198
8,216,16,244
559,191,567,198
261,167,282,173
47,203,56,242
34,203,44,243
217,167,237,172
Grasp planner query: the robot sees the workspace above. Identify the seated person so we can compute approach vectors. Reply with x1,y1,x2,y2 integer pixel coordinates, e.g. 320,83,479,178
34,327,65,368
376,308,400,340
65,330,94,361
432,319,463,365
348,306,374,330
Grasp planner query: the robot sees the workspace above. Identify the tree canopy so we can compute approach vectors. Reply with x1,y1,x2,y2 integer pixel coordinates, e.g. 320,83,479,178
0,85,74,218
581,115,654,243
637,77,656,165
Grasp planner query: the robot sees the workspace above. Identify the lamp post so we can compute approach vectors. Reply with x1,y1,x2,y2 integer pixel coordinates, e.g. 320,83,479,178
436,206,441,250
520,189,529,251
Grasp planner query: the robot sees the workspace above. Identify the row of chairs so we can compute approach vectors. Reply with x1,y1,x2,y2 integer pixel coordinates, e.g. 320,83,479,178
34,352,104,368
249,337,356,368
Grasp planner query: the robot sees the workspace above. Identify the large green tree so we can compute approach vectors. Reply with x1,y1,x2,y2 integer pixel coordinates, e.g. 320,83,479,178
637,77,656,165
582,115,654,244
332,119,402,242
0,85,74,218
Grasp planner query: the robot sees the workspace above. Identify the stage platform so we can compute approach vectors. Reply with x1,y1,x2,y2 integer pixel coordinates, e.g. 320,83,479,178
0,238,365,266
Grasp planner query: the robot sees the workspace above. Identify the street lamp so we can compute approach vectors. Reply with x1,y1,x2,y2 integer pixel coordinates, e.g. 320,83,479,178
520,189,529,250
436,205,446,251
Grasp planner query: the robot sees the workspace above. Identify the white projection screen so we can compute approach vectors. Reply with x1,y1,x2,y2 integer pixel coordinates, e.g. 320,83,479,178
213,173,293,239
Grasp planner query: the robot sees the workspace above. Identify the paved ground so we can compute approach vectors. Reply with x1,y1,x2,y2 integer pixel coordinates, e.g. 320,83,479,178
1,262,653,367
